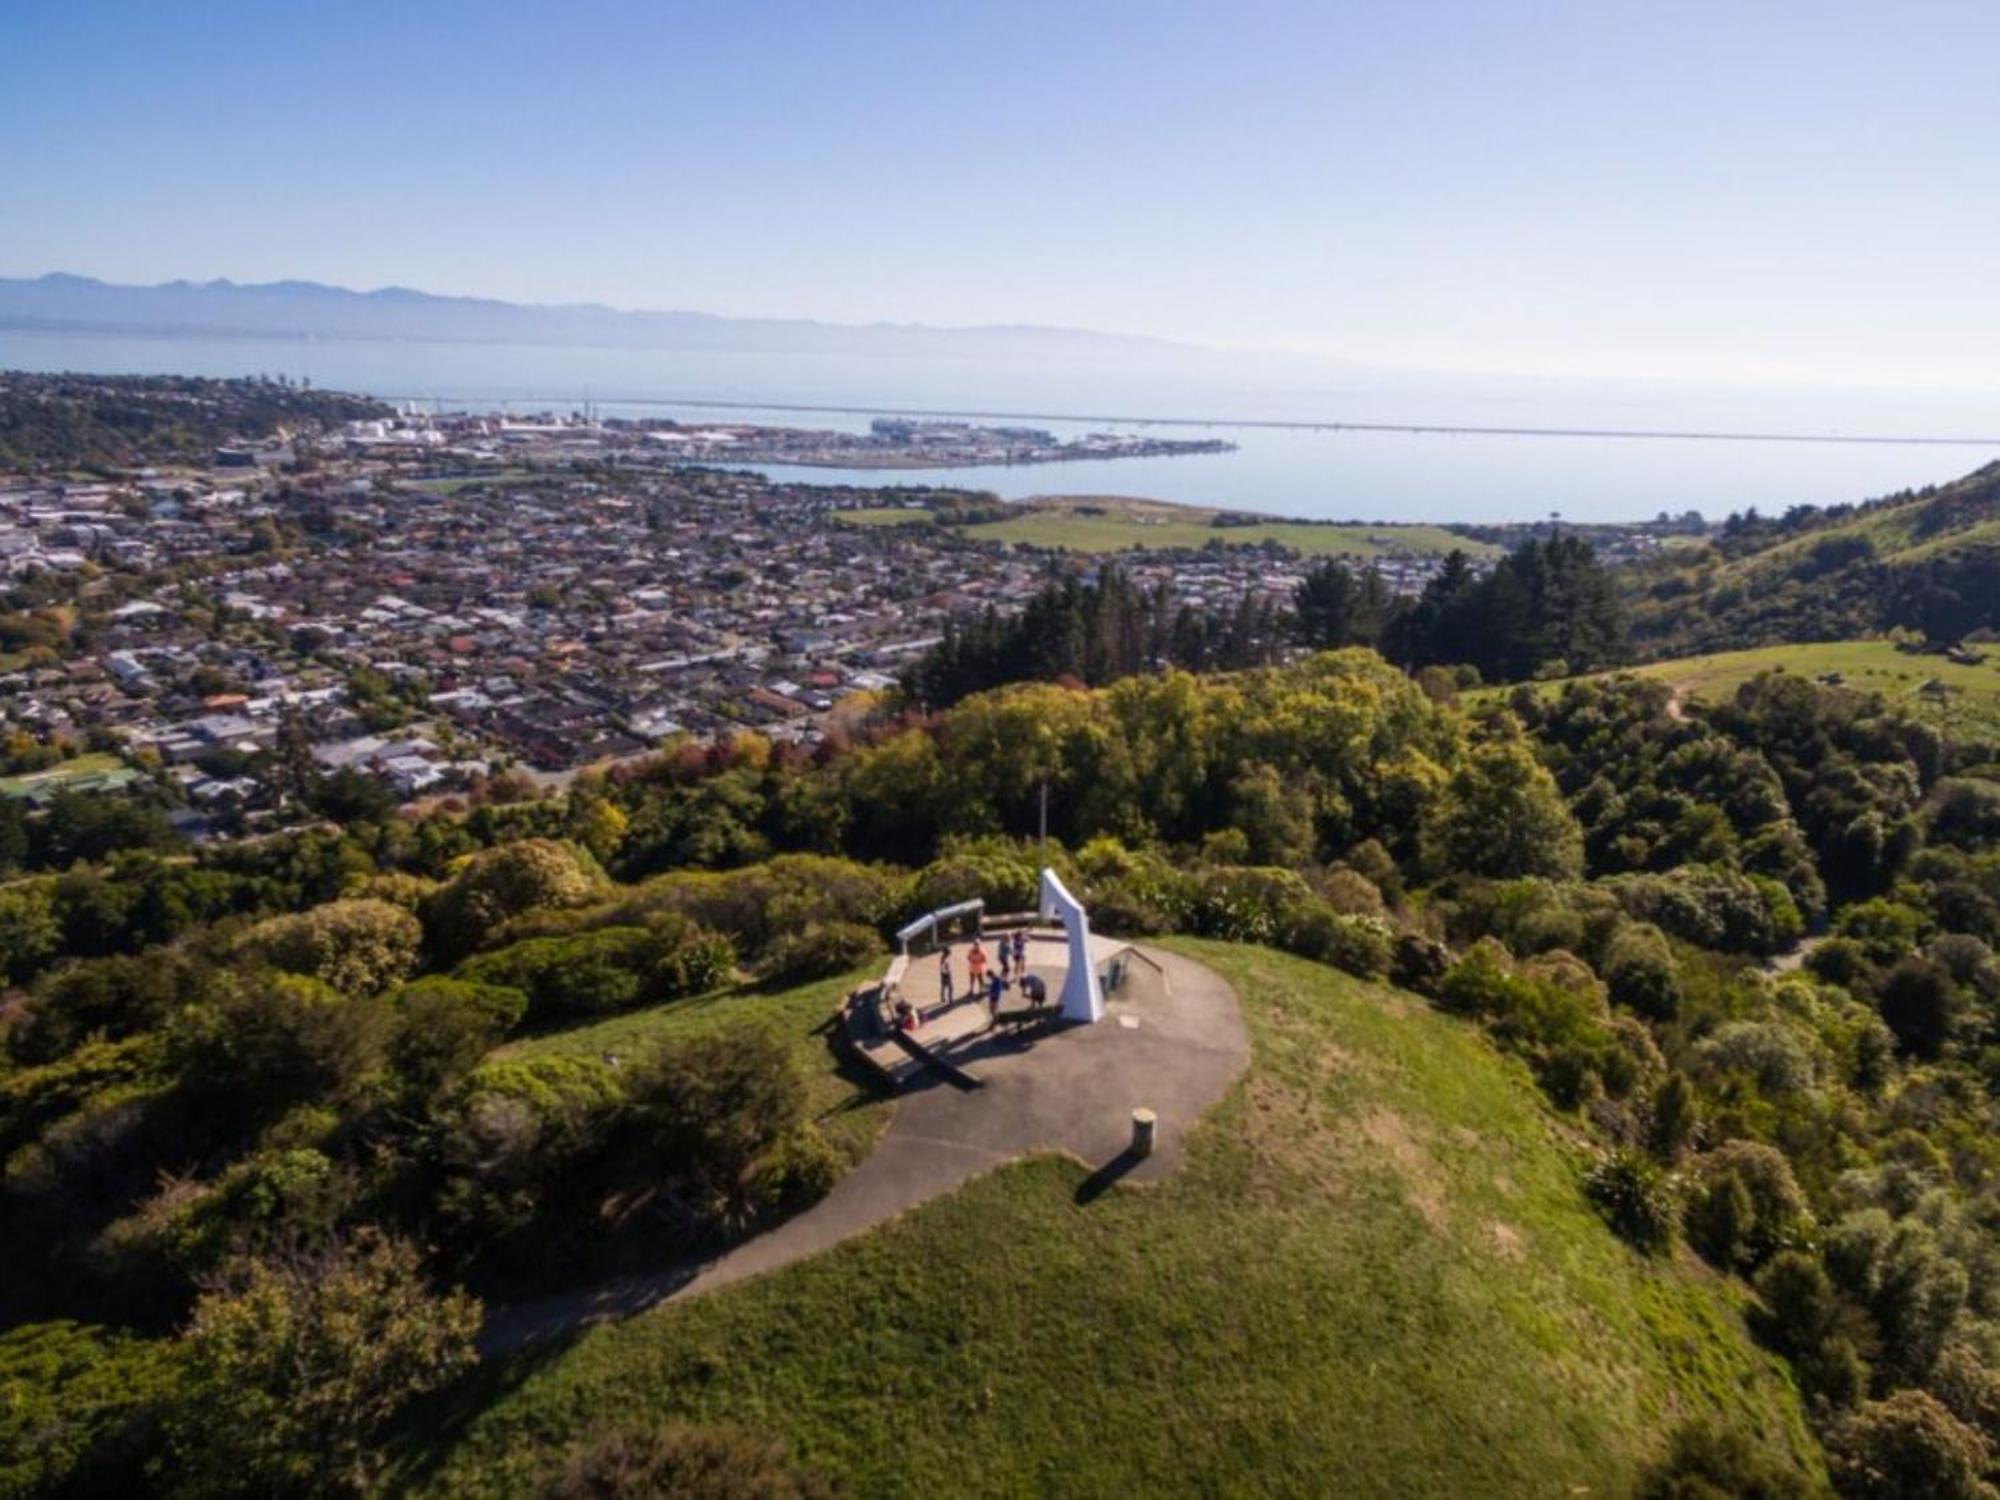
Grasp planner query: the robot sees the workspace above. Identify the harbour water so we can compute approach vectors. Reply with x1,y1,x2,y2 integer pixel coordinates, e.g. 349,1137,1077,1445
4,328,1997,524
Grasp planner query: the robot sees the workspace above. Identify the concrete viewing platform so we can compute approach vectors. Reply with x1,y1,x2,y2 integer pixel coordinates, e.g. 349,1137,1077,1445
482,936,1249,1348
847,926,1149,1088
480,874,1251,1350
681,938,1247,1299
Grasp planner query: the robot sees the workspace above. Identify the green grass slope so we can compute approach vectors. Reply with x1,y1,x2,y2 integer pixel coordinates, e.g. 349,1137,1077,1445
1494,638,2000,741
405,943,1815,1497
499,965,893,1172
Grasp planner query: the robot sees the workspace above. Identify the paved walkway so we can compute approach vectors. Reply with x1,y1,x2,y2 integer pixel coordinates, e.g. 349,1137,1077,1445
479,943,1247,1353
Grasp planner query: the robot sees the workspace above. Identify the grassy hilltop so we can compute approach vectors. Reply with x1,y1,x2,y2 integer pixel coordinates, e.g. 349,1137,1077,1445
407,943,1815,1497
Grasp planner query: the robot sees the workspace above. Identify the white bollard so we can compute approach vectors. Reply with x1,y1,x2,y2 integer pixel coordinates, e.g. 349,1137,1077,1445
1131,1107,1157,1158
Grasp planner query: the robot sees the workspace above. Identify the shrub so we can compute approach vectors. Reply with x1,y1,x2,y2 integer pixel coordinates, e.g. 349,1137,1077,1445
93,1149,353,1310
1426,733,1585,880
237,898,423,998
425,838,600,959
1636,1420,1813,1500
1927,777,2000,849
1685,1170,1756,1272
1602,922,1682,1020
459,918,733,1022
1078,843,1184,935
1752,1253,1870,1409
1585,1148,1675,1254
1439,941,1615,1083
1810,937,1876,989
540,1422,836,1500
166,1231,481,1497
387,978,529,1093
0,881,61,986
1876,957,1959,1059
910,841,1039,915
345,870,438,912
1684,1141,1808,1270
757,920,881,987
1825,1211,1969,1385
1752,1251,1840,1357
437,1055,624,1170
460,929,652,1020
8,948,210,1067
742,1126,841,1216
0,1321,188,1496
649,917,736,999
585,855,899,963
1925,934,1999,993
1280,903,1394,979
1693,1021,1816,1097
1688,1152,1816,1272
1317,865,1387,919
168,973,386,1120
1647,1071,1700,1161
1390,933,1450,994
1826,1390,1990,1500
1836,899,1932,967
432,1055,625,1250
1181,866,1316,946
625,1027,809,1234
1607,866,1802,956
392,975,529,1034
1928,1344,2000,1449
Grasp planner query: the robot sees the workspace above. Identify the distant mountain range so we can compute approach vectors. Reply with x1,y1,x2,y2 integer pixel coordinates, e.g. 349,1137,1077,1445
0,272,1188,361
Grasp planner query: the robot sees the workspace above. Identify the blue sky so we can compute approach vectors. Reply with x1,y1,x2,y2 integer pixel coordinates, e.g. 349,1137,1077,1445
7,0,2000,387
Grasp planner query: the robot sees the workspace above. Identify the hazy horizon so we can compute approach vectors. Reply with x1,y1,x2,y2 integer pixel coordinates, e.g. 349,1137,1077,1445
12,1,2000,392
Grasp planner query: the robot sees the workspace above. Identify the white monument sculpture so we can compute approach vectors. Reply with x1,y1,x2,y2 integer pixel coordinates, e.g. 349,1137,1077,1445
1038,867,1104,1024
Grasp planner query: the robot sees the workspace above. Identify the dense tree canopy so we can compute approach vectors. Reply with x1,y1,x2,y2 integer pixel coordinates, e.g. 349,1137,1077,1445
5,640,2000,1490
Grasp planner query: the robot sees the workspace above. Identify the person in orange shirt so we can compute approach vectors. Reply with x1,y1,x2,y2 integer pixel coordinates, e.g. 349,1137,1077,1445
966,938,987,990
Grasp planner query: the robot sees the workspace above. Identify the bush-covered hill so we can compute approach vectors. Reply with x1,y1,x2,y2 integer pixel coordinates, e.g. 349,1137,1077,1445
1626,462,2000,657
0,372,387,471
13,651,2000,1494
405,943,1819,1498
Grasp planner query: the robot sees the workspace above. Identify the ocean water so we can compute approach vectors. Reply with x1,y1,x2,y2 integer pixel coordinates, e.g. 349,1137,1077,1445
5,328,1997,523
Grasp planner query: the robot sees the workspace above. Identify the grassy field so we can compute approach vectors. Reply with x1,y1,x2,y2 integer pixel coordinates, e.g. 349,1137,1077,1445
500,964,892,1171
0,752,131,799
963,499,1493,559
405,942,1814,1497
833,493,1495,558
832,506,935,527
1508,639,2000,740
403,471,539,496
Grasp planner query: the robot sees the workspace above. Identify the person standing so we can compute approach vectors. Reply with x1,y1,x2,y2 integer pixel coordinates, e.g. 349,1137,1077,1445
987,968,1004,1022
938,947,955,1007
967,938,987,992
1012,928,1027,978
998,935,1013,986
